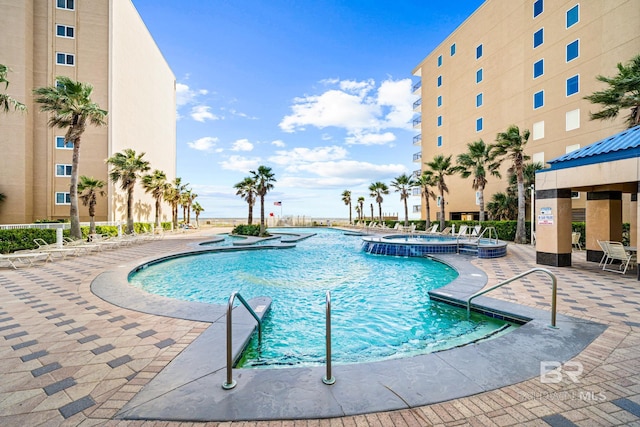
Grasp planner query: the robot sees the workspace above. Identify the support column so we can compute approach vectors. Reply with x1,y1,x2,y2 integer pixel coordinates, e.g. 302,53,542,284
585,191,623,263
536,189,572,267
631,193,637,248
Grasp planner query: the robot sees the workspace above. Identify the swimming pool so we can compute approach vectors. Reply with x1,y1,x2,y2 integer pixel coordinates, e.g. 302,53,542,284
129,228,513,367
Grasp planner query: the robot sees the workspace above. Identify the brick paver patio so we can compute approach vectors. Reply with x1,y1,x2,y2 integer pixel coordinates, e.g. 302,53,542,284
0,230,638,426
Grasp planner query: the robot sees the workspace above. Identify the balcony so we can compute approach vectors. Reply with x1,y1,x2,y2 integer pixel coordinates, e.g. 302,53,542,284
413,134,421,146
412,80,422,93
412,187,421,196
413,98,422,111
412,117,422,129
412,152,422,162
413,169,422,178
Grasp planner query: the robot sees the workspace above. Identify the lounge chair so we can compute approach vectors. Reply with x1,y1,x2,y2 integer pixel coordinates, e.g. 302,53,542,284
33,238,80,259
456,225,469,237
0,252,51,269
439,227,452,235
423,223,439,234
597,240,610,266
471,225,482,237
602,241,636,274
571,232,582,251
63,237,102,253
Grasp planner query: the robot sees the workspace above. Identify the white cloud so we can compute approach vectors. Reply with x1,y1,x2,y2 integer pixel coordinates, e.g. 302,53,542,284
271,140,286,147
345,131,397,146
269,146,347,167
279,78,414,142
176,83,197,106
231,139,254,152
294,160,406,179
191,105,219,122
220,155,261,172
186,136,218,151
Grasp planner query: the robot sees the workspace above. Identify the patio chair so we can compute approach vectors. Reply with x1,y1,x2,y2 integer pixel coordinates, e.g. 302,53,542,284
602,241,636,274
571,232,582,251
471,225,482,237
0,251,51,269
63,237,102,253
426,223,439,234
597,240,610,267
439,227,452,235
456,225,469,237
33,238,80,259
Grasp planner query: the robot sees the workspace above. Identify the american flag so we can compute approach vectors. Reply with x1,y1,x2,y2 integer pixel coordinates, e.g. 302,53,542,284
274,201,282,206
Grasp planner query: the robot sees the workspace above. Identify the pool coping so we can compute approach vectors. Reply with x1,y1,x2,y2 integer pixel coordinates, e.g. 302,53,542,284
91,239,607,422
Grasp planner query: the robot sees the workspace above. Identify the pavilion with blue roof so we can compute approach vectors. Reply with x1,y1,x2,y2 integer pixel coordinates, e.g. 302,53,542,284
535,125,640,279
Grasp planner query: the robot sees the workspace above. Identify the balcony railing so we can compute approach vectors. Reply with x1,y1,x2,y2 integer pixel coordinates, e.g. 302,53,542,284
413,134,421,145
412,117,422,128
413,98,422,110
412,80,422,92
413,169,422,178
412,152,422,162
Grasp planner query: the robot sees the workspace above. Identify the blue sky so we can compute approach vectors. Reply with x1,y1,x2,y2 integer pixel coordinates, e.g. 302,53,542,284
131,0,484,220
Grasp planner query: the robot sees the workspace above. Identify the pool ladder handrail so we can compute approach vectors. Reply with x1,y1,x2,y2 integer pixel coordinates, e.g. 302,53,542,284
323,290,335,385
455,226,499,253
222,291,263,390
466,267,557,328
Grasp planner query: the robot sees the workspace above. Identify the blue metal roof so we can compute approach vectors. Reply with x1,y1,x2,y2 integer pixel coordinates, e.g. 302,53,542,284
546,125,640,171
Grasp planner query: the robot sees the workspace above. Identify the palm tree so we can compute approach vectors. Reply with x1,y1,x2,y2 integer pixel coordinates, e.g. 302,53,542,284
487,192,517,221
192,202,204,228
0,64,26,113
390,174,416,226
492,125,531,244
77,176,106,236
425,155,455,231
453,139,501,222
234,177,257,225
33,76,107,239
354,204,361,223
341,190,352,224
106,149,150,234
250,165,276,236
186,191,197,224
164,177,187,230
368,181,389,223
417,170,437,229
357,196,365,222
142,169,169,228
584,54,640,128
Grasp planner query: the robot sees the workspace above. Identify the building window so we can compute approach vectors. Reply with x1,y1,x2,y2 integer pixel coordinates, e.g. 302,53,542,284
55,192,71,204
55,136,73,149
533,121,545,140
437,136,443,147
437,115,442,127
56,52,75,66
56,164,72,177
533,59,544,78
566,40,579,62
533,28,544,48
476,44,483,59
476,68,483,83
412,188,421,196
566,75,579,96
566,109,580,131
566,5,579,28
450,43,456,56
566,144,580,153
476,118,483,132
533,0,543,18
533,90,544,109
56,24,74,38
413,205,421,213
57,0,75,10
476,93,483,107
437,196,442,207
437,55,442,67
437,95,442,107
437,75,442,87
532,152,545,165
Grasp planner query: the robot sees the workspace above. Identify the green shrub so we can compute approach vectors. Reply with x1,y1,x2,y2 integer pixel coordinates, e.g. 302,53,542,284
232,224,261,236
0,228,57,253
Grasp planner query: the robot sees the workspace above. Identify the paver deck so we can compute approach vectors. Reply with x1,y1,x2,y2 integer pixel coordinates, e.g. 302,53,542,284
0,229,638,426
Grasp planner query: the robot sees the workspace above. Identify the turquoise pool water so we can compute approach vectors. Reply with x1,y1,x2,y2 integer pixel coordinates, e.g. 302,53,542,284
129,228,511,367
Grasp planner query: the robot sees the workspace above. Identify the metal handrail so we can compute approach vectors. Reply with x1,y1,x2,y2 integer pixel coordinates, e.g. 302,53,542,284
455,226,497,252
466,267,557,328
477,226,499,244
222,291,263,390
322,291,335,385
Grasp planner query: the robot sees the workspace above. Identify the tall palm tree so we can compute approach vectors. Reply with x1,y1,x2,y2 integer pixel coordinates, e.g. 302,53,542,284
164,177,187,229
453,139,501,222
390,174,416,226
142,169,169,228
354,204,361,223
584,54,640,128
492,125,531,244
341,190,352,224
357,196,365,222
487,192,516,221
106,149,150,234
368,181,389,223
234,177,257,225
192,202,204,228
250,165,276,236
33,76,107,239
417,170,437,229
186,191,197,224
0,64,26,113
77,176,106,236
425,154,455,231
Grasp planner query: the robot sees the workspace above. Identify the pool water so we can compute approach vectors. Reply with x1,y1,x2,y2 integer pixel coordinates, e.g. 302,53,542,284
129,228,512,368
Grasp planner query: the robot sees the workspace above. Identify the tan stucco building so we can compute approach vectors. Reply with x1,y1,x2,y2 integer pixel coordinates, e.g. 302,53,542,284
0,0,176,224
411,0,640,222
